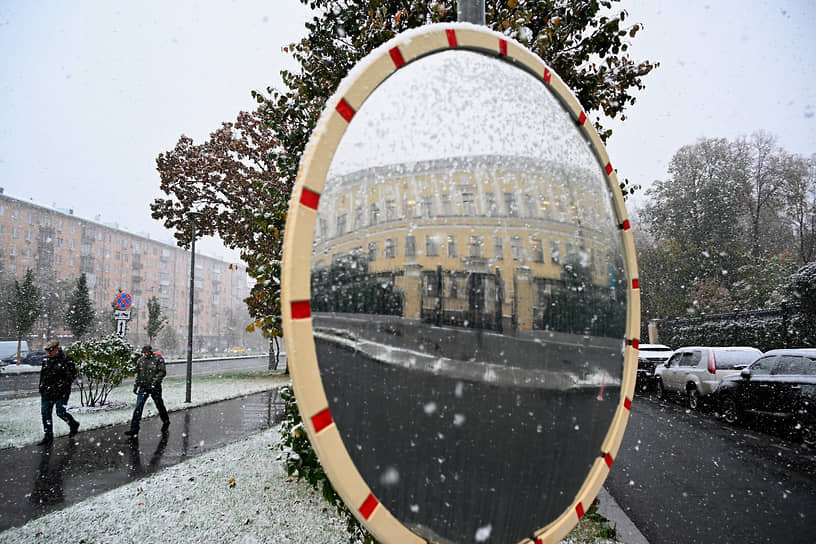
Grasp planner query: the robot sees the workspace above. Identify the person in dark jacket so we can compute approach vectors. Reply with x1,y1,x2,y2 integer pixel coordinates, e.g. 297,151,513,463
124,345,170,436
38,339,79,445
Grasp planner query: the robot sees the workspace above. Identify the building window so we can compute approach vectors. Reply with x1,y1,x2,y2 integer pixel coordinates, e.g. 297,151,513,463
485,192,498,216
370,203,380,225
511,236,523,260
449,276,459,299
441,194,452,215
447,234,457,257
550,241,561,264
336,214,347,236
405,199,417,219
524,194,537,218
368,241,378,261
504,192,518,216
531,239,544,263
354,208,364,230
462,192,476,216
56,255,62,264
385,200,396,221
494,236,504,260
421,196,434,218
25,230,32,241
319,218,328,241
468,235,484,257
425,235,439,257
385,238,397,258
539,196,551,217
10,246,17,256
405,235,416,257
12,227,19,239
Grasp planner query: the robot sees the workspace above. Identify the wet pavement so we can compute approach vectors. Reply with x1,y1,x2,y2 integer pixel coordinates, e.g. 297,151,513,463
0,389,286,531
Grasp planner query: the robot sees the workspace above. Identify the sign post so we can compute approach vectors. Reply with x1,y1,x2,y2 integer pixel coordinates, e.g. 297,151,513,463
115,292,132,337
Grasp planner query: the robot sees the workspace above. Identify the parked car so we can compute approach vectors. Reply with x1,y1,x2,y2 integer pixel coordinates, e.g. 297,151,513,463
713,348,816,444
1,349,45,366
636,343,673,390
654,346,762,410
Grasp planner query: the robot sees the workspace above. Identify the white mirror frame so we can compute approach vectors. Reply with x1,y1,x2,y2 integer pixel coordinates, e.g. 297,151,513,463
281,22,641,544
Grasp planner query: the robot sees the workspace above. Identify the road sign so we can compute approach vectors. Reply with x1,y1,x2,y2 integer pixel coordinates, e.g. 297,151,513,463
116,292,132,310
114,310,131,320
116,319,127,336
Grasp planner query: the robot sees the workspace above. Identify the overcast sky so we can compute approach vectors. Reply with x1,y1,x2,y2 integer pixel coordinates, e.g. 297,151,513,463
1,1,814,260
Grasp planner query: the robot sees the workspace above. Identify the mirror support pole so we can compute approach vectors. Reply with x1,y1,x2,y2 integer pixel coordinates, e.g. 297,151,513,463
457,0,485,25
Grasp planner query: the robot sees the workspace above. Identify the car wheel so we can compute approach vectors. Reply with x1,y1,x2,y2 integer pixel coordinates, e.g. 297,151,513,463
721,397,740,425
656,379,666,400
688,388,700,410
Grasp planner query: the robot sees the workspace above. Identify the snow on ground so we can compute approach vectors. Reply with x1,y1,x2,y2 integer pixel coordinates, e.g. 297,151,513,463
0,427,351,544
0,371,291,449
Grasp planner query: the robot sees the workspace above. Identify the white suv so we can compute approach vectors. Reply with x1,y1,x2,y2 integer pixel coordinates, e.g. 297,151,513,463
655,346,762,410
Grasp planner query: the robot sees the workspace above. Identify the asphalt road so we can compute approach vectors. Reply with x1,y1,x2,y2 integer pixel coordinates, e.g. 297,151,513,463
605,392,816,544
0,355,284,400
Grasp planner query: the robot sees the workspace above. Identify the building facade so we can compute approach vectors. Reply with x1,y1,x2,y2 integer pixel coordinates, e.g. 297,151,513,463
0,192,252,352
311,155,627,336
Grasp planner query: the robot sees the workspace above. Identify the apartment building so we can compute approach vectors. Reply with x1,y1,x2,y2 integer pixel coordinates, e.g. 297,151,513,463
0,192,252,351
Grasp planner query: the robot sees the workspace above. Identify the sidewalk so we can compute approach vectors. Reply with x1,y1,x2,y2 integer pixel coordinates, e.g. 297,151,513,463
0,389,285,531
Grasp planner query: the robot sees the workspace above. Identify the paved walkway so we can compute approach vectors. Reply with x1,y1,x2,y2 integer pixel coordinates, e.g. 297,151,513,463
0,389,285,531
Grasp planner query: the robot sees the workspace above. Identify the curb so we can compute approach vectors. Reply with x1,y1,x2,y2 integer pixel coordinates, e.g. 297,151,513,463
596,486,650,544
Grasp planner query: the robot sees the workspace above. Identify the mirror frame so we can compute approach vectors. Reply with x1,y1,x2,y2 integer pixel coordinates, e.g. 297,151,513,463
281,23,641,544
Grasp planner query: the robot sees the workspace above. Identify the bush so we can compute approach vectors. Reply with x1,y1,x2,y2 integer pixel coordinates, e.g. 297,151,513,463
67,334,138,406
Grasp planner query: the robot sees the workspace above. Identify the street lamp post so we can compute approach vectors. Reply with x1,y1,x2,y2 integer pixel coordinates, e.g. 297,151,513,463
185,211,201,403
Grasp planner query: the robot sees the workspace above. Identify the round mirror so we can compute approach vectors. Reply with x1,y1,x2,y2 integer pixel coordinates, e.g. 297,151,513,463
282,24,640,544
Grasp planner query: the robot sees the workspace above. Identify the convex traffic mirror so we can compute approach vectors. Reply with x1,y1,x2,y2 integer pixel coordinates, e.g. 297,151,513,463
282,23,640,544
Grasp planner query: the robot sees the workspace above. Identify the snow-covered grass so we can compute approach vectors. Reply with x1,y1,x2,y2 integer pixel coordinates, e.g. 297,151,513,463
0,370,291,449
0,427,352,544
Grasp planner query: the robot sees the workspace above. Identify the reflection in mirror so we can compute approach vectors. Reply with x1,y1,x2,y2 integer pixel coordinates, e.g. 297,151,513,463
311,50,627,543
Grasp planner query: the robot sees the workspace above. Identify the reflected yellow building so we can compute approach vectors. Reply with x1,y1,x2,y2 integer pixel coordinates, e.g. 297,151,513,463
312,155,624,333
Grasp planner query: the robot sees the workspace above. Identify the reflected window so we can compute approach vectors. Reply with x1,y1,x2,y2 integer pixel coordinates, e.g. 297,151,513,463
462,192,476,215
405,199,417,219
422,196,434,217
550,241,560,264
524,194,537,218
425,235,439,257
447,234,457,257
505,192,518,216
485,192,498,216
385,238,397,258
531,238,544,263
468,235,484,257
441,194,452,215
511,236,522,260
336,214,347,236
405,235,416,257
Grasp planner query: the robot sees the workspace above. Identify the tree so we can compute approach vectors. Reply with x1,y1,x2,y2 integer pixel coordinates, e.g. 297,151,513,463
152,0,657,340
145,296,168,344
64,273,95,340
781,153,816,264
67,334,137,407
7,269,43,363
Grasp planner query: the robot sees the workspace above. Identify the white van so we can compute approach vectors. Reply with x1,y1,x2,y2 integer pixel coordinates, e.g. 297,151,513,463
0,340,30,364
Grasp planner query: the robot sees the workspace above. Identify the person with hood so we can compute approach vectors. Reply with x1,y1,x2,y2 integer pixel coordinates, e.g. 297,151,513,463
38,340,79,444
124,345,170,436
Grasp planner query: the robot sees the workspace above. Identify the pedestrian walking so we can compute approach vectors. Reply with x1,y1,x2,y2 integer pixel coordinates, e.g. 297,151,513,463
125,345,170,436
38,340,80,445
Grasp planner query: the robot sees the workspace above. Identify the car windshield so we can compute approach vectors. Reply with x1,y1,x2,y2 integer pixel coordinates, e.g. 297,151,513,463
771,356,816,376
713,350,759,369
